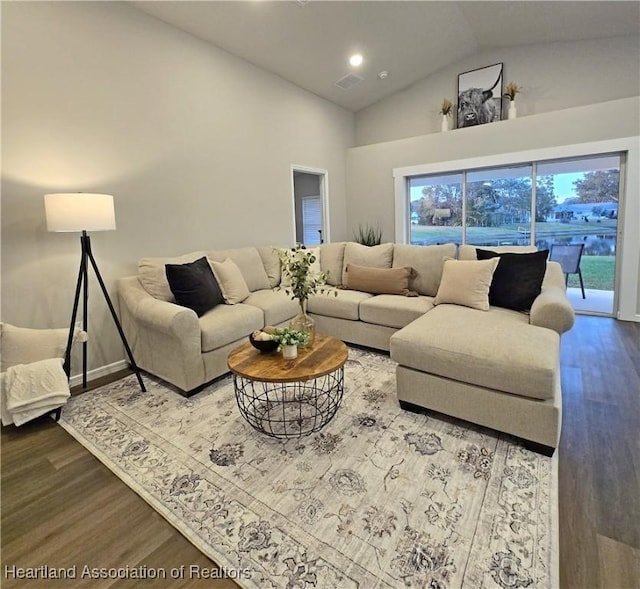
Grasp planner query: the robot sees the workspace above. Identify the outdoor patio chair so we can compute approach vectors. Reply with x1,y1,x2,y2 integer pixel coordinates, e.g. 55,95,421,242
549,243,586,299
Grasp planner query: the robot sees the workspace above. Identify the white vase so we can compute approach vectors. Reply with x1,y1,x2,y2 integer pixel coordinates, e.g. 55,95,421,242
441,114,450,132
508,100,517,120
282,344,298,360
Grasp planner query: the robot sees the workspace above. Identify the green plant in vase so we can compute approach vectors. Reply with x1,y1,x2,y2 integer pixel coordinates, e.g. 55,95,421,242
277,244,333,348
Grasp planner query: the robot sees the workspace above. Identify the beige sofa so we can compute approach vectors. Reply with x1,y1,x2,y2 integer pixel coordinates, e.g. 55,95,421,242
117,241,574,453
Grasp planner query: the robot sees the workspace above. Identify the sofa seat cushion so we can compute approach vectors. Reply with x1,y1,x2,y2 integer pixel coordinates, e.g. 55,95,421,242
244,289,299,326
307,288,372,320
390,304,559,400
360,295,435,329
199,303,264,353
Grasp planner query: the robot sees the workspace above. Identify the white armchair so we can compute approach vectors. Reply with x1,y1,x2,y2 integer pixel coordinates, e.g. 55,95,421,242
0,323,82,426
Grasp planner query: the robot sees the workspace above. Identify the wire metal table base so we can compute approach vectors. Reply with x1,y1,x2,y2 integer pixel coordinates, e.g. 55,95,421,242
233,367,344,439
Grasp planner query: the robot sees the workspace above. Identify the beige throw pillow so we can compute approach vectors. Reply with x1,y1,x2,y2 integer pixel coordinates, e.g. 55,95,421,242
392,243,457,296
341,242,394,286
210,258,251,304
345,264,417,296
434,258,499,311
1,324,69,372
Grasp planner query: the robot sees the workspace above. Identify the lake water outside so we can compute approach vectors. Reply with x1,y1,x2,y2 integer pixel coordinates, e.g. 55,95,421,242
410,221,616,292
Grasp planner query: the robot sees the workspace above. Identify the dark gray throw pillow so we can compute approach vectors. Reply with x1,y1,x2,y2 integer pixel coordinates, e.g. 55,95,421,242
475,249,549,311
165,257,223,316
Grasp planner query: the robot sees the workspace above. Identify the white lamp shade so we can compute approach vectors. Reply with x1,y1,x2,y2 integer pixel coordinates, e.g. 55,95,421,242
44,193,116,232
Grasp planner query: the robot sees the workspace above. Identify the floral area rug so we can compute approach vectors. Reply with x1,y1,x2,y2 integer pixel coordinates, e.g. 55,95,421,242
59,348,558,589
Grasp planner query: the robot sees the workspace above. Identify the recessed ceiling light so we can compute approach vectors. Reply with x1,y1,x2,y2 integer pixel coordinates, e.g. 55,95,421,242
349,54,363,67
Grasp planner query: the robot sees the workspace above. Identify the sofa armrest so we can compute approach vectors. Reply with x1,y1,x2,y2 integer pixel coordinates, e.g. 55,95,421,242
117,276,199,340
117,276,205,392
529,262,575,335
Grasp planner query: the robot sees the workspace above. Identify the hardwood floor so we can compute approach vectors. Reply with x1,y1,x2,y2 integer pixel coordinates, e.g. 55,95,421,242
557,316,640,589
2,316,639,588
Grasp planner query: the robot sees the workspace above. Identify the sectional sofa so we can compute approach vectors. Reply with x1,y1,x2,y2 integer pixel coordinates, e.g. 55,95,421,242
117,241,574,453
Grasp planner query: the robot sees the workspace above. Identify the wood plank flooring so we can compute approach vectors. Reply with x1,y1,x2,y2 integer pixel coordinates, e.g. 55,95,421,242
2,316,639,588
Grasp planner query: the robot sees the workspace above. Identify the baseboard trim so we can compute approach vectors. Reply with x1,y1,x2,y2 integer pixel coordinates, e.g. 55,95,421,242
69,360,129,388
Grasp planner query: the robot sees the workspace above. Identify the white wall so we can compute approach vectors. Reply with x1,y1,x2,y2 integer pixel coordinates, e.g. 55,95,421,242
356,35,640,146
347,97,640,321
1,2,354,374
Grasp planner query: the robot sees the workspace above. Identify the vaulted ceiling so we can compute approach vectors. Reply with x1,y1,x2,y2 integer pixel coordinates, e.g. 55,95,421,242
130,1,640,112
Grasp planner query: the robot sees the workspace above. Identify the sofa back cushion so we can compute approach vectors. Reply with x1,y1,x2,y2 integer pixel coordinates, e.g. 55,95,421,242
392,243,457,296
138,251,207,302
341,242,394,285
320,242,346,286
257,246,281,288
206,247,270,292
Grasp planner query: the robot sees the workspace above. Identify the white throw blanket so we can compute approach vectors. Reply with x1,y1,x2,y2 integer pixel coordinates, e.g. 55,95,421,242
2,358,70,426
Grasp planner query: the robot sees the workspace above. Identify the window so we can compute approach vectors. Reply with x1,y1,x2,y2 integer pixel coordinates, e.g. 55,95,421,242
535,154,620,295
301,196,322,246
409,173,462,245
465,165,533,246
405,153,622,305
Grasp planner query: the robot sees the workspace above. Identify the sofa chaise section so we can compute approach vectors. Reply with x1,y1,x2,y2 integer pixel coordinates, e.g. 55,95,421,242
390,304,562,452
389,245,574,454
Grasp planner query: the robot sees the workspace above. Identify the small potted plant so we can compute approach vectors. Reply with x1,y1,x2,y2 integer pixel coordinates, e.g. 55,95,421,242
503,82,522,119
439,98,453,132
272,327,309,359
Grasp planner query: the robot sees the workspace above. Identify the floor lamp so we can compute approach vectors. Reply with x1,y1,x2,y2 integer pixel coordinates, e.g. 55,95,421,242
44,193,146,392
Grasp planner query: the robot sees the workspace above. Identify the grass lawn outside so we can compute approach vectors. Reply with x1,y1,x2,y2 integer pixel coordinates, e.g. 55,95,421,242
409,223,616,291
567,255,615,291
410,220,617,244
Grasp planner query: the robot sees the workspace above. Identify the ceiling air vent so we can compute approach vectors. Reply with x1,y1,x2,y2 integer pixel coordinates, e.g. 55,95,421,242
334,73,364,91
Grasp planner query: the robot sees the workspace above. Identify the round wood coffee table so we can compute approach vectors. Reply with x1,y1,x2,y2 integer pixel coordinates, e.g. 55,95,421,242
227,334,348,439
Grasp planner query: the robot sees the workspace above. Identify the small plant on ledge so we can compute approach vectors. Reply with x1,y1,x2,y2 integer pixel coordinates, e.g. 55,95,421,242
503,82,522,102
439,98,454,116
353,223,383,246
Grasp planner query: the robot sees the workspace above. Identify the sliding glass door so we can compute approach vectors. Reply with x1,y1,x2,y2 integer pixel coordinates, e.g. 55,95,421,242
407,152,622,314
535,154,620,314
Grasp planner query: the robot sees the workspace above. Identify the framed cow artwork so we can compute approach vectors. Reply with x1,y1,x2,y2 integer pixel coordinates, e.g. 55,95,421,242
457,63,503,129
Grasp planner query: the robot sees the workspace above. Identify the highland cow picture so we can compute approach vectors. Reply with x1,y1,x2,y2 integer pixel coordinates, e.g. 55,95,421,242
457,63,503,129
